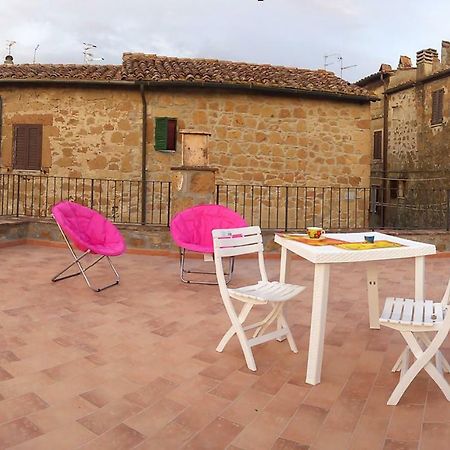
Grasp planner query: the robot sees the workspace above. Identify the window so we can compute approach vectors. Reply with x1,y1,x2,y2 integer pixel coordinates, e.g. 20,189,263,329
154,117,177,151
431,89,444,125
373,130,382,160
13,124,42,170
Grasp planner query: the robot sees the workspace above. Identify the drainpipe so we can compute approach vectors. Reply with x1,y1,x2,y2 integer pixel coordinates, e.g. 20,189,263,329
382,74,389,228
140,83,147,225
0,96,2,158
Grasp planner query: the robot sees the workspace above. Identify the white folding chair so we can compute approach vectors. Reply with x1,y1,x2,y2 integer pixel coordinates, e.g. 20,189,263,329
212,226,305,371
380,277,450,405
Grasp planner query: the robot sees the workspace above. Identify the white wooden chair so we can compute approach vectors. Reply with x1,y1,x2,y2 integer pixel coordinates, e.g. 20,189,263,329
212,226,305,371
379,277,450,405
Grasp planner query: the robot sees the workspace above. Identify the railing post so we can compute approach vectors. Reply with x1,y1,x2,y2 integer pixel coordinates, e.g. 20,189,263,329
15,175,20,217
90,179,94,209
284,186,289,231
369,185,377,230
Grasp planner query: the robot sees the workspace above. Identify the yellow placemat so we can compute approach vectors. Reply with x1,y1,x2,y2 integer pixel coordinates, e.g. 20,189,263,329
335,240,404,250
277,233,346,246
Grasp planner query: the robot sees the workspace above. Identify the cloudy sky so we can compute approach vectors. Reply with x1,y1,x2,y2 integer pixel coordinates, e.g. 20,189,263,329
1,0,449,82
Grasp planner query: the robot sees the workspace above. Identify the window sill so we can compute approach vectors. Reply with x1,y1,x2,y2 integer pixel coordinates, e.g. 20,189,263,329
155,149,176,153
430,122,444,128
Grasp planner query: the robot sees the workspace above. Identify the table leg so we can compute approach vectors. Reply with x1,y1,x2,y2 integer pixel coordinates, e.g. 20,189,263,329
415,256,425,300
306,263,330,385
366,265,380,329
279,246,291,284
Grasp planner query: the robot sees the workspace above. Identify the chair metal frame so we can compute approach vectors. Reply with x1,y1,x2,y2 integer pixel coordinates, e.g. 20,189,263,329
52,214,121,293
380,277,450,405
213,226,305,371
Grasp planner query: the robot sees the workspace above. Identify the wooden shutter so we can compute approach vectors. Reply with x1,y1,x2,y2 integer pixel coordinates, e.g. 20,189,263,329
166,119,177,151
13,124,42,170
154,117,177,151
431,89,444,125
155,118,168,150
373,130,382,160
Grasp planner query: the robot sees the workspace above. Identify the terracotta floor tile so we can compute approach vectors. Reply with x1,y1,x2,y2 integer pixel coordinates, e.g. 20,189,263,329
0,245,447,450
77,398,142,435
80,423,145,450
420,422,450,450
281,404,328,446
183,416,243,449
0,417,42,448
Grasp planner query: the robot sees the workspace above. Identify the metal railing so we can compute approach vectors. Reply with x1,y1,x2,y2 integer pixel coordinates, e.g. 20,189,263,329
216,184,450,231
216,184,372,231
0,174,171,226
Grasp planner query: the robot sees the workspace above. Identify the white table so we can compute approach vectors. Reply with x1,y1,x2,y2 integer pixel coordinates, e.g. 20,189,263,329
274,231,436,385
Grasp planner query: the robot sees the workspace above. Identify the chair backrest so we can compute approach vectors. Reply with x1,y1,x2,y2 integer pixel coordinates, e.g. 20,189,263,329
170,204,247,254
212,226,268,291
52,201,126,256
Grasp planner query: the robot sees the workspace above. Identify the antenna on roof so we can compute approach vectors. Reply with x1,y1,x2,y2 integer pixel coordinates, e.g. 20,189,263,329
33,44,39,64
324,53,340,69
338,56,357,78
83,42,104,64
6,40,16,55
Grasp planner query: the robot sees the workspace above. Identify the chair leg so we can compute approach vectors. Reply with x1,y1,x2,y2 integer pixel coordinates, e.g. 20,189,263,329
278,311,298,353
387,331,450,405
216,303,254,352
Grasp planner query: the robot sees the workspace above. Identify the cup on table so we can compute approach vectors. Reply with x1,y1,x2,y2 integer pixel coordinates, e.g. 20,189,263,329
306,227,325,239
364,235,375,243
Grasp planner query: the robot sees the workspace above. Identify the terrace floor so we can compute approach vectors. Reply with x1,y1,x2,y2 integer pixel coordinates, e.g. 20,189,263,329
0,244,449,450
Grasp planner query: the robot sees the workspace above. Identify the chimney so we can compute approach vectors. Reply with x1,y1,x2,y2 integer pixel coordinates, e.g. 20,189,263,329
3,54,13,65
379,63,392,73
397,55,412,69
416,48,438,78
442,40,450,67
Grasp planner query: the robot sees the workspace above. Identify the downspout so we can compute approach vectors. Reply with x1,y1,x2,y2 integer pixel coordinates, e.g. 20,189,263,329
0,96,3,159
140,83,147,225
382,74,389,227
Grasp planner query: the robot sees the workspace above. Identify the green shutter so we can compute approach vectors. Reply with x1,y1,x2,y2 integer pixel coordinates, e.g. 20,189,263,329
155,117,168,150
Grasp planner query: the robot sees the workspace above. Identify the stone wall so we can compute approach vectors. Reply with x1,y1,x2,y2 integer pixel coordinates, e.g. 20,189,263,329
146,88,371,187
0,86,142,180
1,85,371,188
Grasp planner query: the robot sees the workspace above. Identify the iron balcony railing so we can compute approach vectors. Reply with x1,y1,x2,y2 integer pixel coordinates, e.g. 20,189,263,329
216,184,450,231
0,174,171,226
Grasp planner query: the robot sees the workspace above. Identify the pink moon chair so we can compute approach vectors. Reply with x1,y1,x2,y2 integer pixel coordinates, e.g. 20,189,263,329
51,201,126,292
170,204,247,284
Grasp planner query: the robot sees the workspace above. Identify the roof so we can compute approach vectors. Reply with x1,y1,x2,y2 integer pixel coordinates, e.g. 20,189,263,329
0,53,374,100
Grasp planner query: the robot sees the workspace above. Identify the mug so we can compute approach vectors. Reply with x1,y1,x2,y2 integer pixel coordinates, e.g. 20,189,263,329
364,235,375,243
307,227,325,239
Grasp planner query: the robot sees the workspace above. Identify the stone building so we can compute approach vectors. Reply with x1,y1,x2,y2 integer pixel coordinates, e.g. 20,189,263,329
0,52,374,185
0,53,375,227
357,41,449,228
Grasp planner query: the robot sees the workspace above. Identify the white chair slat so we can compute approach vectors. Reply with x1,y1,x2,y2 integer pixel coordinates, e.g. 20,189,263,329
400,299,414,324
380,297,395,323
433,303,444,322
412,300,424,325
423,300,435,326
218,242,263,258
390,297,405,323
214,234,262,249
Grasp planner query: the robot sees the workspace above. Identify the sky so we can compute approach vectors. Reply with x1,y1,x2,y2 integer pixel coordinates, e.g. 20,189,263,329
1,0,449,82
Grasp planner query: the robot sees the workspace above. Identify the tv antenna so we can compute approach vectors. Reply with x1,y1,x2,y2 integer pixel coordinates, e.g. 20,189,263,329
338,56,357,78
6,40,16,55
324,53,340,69
33,44,39,64
83,42,104,64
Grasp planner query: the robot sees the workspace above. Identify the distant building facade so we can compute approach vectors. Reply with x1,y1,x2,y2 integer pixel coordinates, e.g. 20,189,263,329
357,41,450,228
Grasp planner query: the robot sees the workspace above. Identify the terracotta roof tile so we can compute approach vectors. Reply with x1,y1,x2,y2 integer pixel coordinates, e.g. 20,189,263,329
0,54,373,98
0,64,123,81
120,53,370,97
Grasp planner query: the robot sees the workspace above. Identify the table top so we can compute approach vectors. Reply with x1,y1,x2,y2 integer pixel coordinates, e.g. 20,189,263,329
274,231,436,264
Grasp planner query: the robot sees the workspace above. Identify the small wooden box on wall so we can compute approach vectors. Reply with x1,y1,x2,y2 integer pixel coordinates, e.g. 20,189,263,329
180,130,211,167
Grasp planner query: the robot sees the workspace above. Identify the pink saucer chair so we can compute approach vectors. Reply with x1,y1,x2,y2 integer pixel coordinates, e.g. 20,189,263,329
51,201,126,292
170,204,247,284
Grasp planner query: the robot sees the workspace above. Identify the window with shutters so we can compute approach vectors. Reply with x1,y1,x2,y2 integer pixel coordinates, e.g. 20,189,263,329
373,130,382,160
431,89,444,125
13,124,43,170
154,117,177,151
